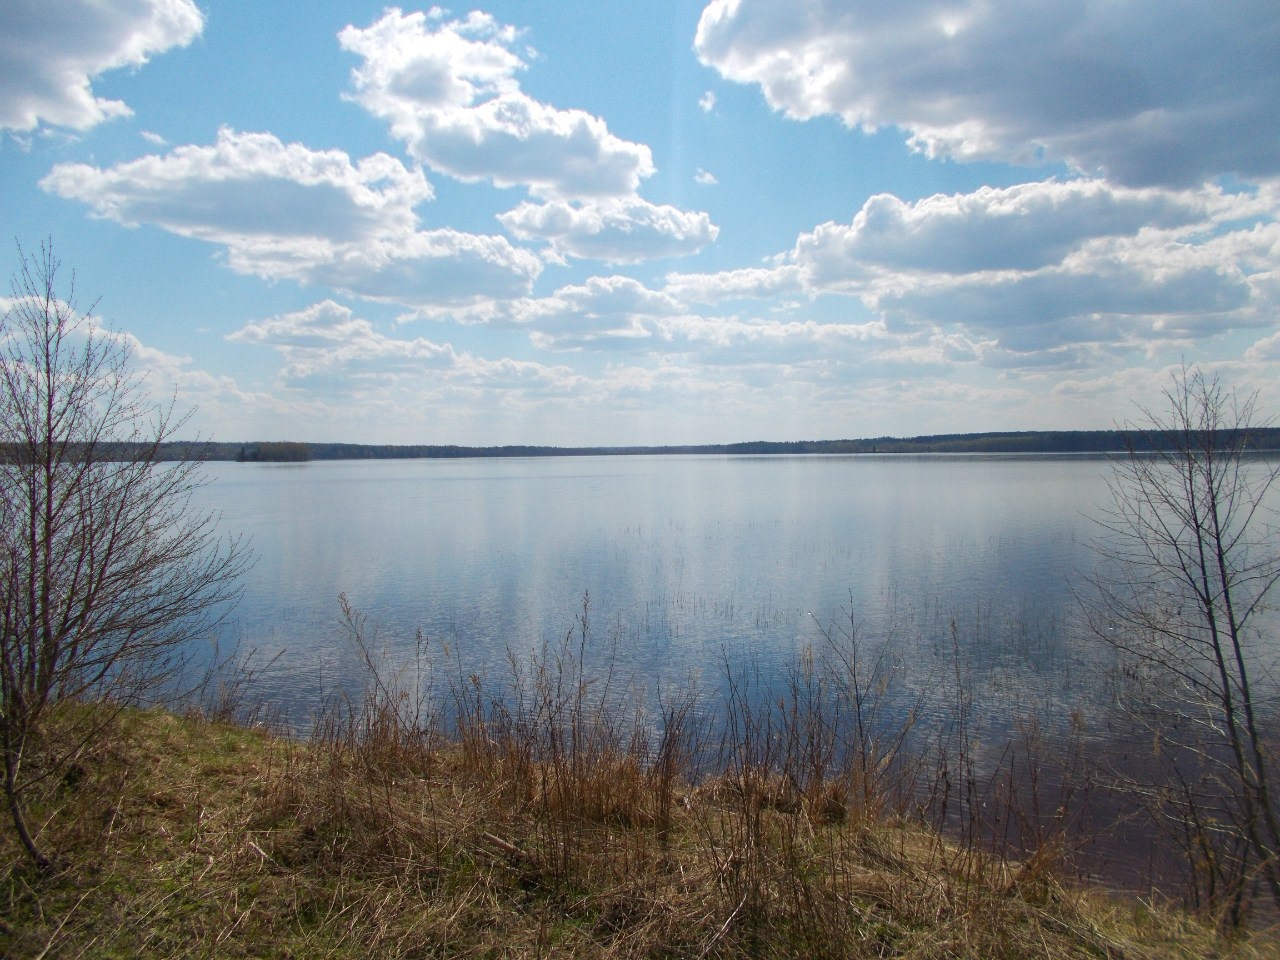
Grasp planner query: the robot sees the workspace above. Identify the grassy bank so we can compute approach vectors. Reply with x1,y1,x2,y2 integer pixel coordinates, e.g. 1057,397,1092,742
2,701,1273,959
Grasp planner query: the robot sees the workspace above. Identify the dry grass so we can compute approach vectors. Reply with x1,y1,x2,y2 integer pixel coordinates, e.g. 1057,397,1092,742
2,699,1275,959
3,603,1277,957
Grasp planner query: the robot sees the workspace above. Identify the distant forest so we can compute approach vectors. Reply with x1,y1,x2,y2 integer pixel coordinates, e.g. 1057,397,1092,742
163,429,1280,462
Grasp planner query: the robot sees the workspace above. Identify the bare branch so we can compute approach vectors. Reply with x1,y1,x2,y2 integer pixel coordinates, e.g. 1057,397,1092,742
1085,364,1280,924
0,241,251,868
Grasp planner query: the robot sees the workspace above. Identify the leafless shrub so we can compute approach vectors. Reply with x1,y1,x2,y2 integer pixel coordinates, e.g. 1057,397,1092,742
1084,365,1280,926
0,242,250,868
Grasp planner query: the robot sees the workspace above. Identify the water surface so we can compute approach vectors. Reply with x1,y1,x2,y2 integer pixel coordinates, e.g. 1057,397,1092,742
196,454,1122,722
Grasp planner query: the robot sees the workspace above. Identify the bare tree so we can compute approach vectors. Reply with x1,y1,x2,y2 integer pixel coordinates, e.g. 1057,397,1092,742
1085,366,1280,925
0,243,250,868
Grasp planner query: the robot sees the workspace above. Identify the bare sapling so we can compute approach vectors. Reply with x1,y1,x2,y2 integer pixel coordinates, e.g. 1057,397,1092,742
1084,365,1280,926
0,242,249,869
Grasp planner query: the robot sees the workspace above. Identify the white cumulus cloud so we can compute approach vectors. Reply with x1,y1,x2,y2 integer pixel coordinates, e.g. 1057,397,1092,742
0,0,203,132
42,128,433,239
228,299,385,349
229,300,457,386
510,275,883,363
663,265,803,303
515,275,682,346
41,128,541,306
792,180,1223,285
498,198,718,263
784,183,1277,356
1245,329,1280,362
668,178,1280,369
858,224,1275,360
341,8,655,200
695,0,1280,187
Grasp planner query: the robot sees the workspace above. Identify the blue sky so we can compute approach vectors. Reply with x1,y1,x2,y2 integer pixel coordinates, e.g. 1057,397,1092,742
3,0,1278,445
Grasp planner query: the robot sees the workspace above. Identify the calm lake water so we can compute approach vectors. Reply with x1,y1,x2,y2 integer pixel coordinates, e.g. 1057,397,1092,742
195,454,1131,726
189,451,1280,889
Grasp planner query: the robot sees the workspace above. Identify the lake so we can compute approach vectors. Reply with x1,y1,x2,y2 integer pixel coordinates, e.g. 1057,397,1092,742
195,453,1127,728
187,451,1280,890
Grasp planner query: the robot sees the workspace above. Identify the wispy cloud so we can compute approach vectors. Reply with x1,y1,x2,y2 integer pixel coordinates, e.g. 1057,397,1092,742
227,299,592,413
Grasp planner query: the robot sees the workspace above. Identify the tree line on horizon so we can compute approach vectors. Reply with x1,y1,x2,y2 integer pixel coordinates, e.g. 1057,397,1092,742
148,427,1280,462
6,428,1280,465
